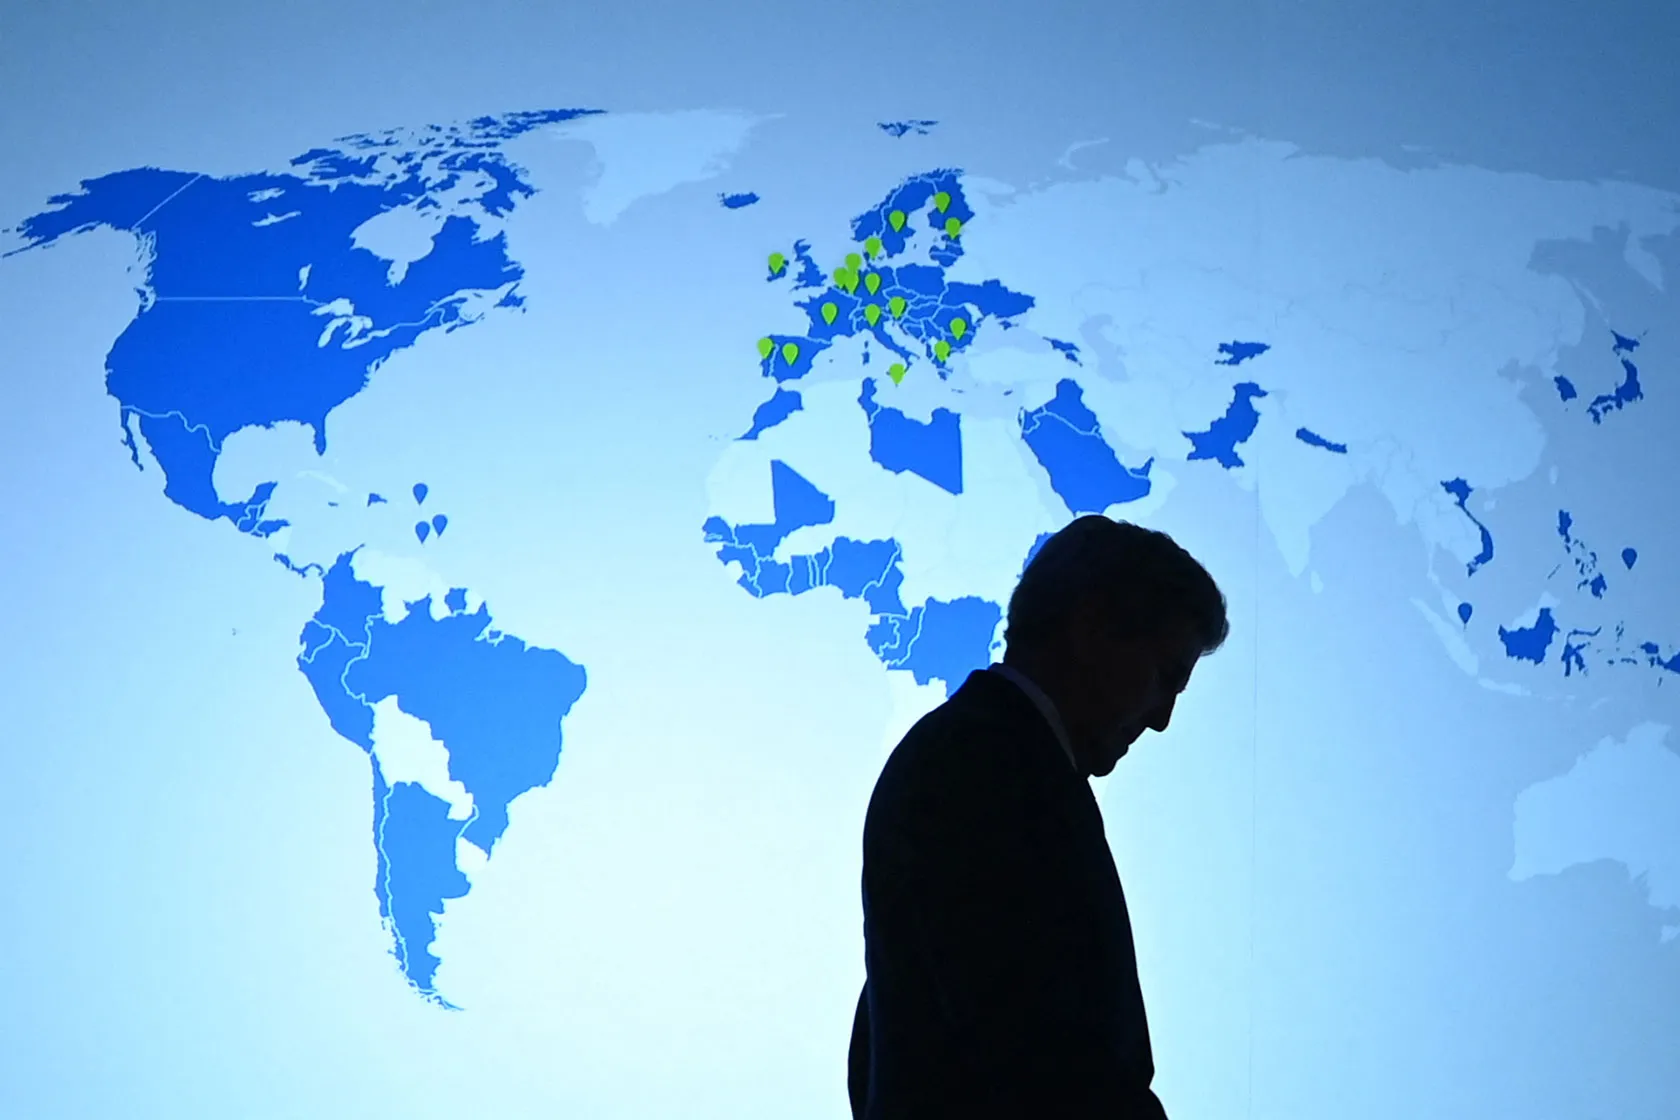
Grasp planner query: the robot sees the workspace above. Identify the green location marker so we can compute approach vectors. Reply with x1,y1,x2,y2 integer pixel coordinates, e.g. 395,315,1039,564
821,301,839,325
864,272,882,295
888,295,908,318
846,252,863,271
887,362,907,385
934,340,952,362
842,270,860,295
768,251,786,276
889,209,907,232
933,191,951,212
757,337,775,360
864,304,882,326
865,235,884,259
781,341,800,366
950,317,968,341
945,217,963,239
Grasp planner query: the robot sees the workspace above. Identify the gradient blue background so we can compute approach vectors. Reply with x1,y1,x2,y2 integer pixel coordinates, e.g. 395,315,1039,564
2,2,1677,1117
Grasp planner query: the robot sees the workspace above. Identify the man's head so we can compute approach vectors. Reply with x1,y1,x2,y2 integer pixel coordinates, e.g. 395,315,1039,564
1002,516,1229,777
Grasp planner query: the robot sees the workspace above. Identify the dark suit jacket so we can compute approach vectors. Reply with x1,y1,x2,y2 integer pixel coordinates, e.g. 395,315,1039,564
848,668,1168,1119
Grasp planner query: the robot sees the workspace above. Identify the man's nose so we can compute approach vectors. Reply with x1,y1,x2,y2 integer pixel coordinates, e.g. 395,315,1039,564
1146,694,1177,733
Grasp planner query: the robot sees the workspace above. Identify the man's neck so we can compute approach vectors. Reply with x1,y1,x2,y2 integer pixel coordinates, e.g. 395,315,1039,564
993,660,1081,774
1001,652,1067,714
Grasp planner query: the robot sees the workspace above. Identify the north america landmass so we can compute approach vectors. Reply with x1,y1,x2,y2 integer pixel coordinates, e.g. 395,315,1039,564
6,106,1676,1003
6,108,598,1003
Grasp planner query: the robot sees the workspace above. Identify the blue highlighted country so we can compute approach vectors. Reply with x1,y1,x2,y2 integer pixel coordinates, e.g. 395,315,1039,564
788,239,825,289
1499,606,1558,666
800,288,865,341
741,388,804,440
1183,382,1267,469
859,378,963,495
9,108,591,536
375,774,470,1002
1019,379,1153,516
1441,478,1495,576
274,552,325,579
1558,509,1607,599
1295,427,1347,453
947,279,1034,320
1215,341,1270,365
295,551,587,1001
701,459,836,568
1588,330,1643,423
720,191,760,209
760,335,831,382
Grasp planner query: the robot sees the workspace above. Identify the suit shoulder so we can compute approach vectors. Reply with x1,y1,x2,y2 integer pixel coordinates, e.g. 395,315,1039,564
866,680,1034,823
879,692,1003,783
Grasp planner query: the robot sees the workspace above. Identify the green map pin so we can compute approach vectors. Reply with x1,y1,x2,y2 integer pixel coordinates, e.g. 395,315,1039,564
781,341,800,365
933,191,951,212
889,295,907,318
864,304,882,326
865,235,884,259
934,340,952,362
768,251,786,276
887,362,907,385
846,252,863,271
757,337,775,360
821,301,839,325
889,210,907,232
945,217,963,239
842,270,860,295
864,272,882,295
950,317,968,340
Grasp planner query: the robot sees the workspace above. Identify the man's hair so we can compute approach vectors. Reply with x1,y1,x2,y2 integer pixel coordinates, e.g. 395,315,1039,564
1004,516,1230,656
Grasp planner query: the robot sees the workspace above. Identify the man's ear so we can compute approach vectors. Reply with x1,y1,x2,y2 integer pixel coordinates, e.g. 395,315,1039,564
1063,600,1110,660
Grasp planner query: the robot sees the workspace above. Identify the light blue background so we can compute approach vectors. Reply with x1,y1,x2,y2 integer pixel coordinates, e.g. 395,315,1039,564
2,2,1676,1117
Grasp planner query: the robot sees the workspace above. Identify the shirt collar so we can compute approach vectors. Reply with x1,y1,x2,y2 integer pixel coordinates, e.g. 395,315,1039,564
988,663,1079,773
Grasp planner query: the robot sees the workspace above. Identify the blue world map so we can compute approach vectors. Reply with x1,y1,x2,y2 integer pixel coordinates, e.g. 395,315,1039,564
7,103,1676,1041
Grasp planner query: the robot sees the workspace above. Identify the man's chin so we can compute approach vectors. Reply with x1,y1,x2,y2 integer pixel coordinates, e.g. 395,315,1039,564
1090,750,1123,777
1091,730,1142,775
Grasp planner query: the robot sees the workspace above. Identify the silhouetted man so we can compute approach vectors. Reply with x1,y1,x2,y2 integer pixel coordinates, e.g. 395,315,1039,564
848,515,1229,1119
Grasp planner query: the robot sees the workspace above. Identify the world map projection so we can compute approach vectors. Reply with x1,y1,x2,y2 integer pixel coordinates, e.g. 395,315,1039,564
4,15,1677,1118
